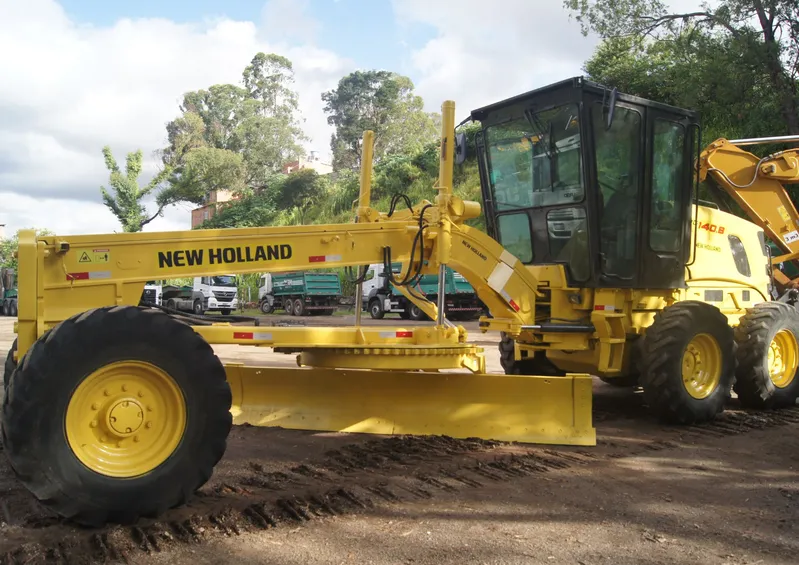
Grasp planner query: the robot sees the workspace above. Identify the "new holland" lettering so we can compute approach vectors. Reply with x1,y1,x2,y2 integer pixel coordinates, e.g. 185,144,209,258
158,244,293,268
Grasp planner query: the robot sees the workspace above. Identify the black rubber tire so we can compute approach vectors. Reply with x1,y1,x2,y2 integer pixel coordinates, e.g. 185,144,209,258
733,301,799,409
220,308,232,316
293,299,305,317
260,300,273,315
408,304,426,321
9,300,17,317
0,306,232,527
498,332,564,376
166,299,177,311
284,299,294,316
1,301,8,316
639,301,735,425
3,338,16,393
369,299,384,320
192,300,203,315
599,375,640,387
399,309,410,320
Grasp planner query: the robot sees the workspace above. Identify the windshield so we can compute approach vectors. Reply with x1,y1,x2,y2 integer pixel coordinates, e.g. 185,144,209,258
211,275,237,287
485,103,584,211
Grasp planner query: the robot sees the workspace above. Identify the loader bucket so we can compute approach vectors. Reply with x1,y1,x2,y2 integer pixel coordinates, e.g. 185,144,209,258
224,364,596,446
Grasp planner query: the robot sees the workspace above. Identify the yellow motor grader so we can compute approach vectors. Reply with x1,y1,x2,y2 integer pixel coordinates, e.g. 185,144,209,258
2,76,799,527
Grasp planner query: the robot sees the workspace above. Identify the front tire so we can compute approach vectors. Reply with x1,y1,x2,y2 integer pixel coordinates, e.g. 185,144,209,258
0,306,232,527
639,301,735,424
498,333,564,376
734,301,799,409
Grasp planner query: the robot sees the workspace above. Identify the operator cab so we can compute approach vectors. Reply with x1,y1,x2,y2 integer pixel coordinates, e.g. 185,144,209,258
471,76,699,289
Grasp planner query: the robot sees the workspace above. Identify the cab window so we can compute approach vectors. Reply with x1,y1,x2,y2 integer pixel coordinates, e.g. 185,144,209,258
650,119,686,253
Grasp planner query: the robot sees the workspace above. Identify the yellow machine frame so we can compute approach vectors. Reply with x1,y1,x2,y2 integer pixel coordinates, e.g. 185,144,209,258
10,100,596,447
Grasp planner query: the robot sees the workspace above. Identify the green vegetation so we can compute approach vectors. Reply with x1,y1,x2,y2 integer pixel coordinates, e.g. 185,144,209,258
93,1,797,236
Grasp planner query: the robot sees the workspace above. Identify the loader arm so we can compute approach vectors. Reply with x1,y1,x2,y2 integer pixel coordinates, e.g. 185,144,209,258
699,136,799,288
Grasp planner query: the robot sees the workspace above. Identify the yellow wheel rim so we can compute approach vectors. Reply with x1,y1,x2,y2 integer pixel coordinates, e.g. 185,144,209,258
681,333,722,400
768,329,798,388
65,361,186,478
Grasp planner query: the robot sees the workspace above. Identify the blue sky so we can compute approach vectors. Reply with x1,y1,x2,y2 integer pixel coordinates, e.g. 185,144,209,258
56,0,436,78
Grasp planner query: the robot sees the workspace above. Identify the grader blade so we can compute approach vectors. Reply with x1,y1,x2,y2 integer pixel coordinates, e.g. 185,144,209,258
224,364,597,446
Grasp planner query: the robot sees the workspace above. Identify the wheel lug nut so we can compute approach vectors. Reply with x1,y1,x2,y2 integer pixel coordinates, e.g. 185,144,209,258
138,391,144,398
104,389,110,396
122,385,128,392
90,420,98,428
134,436,140,443
145,422,153,429
91,403,99,410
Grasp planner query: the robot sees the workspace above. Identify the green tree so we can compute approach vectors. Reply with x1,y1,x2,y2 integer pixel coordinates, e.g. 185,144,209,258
321,70,440,171
0,228,54,269
99,146,173,232
163,52,308,196
564,0,799,134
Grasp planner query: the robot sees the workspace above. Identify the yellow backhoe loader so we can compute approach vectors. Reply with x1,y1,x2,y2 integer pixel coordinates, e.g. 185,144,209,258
1,76,798,528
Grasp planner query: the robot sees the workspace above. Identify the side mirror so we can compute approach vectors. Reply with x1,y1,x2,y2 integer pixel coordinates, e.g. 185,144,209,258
454,132,467,165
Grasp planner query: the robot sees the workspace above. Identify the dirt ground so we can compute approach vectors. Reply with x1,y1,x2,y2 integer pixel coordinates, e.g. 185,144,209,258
1,314,798,565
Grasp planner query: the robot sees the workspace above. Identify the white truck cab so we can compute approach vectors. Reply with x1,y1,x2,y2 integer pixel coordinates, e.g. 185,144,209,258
196,275,238,315
141,281,163,306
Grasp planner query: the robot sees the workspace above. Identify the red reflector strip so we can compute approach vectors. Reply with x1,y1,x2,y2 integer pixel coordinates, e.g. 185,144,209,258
509,300,520,312
66,271,111,281
594,305,616,311
395,331,413,338
233,332,254,339
308,255,325,263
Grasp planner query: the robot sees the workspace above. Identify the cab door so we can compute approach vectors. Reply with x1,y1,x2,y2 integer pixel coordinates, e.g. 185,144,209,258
638,110,694,289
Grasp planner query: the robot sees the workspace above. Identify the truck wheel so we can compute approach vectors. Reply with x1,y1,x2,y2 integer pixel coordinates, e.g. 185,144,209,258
369,299,384,320
399,310,410,320
293,299,305,316
284,299,294,316
166,299,177,311
408,304,426,321
498,333,564,376
220,309,231,316
639,301,735,425
0,306,232,527
260,301,273,314
9,300,16,317
733,301,799,409
192,300,203,315
1,301,8,316
3,337,16,393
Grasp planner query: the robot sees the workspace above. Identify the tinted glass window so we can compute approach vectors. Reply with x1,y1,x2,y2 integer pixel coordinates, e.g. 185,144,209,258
485,104,584,212
592,103,642,279
728,235,751,277
547,207,589,281
497,213,534,263
650,119,686,252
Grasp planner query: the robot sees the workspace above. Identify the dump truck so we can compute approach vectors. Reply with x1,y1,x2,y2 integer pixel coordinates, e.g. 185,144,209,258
0,268,16,317
363,262,483,321
258,271,341,315
3,76,799,529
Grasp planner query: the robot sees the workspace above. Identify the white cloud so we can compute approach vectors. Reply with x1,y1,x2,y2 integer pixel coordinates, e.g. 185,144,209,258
392,0,601,121
0,0,354,236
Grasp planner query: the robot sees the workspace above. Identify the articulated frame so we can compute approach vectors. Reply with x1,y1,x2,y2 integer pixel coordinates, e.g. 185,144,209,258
13,99,596,446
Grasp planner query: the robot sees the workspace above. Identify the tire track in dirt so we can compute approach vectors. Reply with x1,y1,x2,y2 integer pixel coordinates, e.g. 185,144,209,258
2,407,799,565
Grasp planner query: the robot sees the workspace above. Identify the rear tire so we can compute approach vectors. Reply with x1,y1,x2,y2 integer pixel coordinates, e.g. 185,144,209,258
8,300,16,317
639,301,735,424
1,301,8,316
293,299,305,317
733,301,799,409
0,306,232,527
369,299,384,320
284,299,294,316
3,338,16,393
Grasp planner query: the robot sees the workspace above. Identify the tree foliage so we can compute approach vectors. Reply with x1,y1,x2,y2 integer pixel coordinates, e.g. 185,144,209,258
0,228,54,269
565,0,799,134
99,146,173,232
321,70,440,171
162,52,308,198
